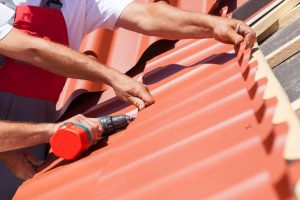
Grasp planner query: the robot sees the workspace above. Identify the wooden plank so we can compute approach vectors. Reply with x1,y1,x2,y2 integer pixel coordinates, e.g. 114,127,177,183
260,5,300,42
272,53,300,102
260,19,300,56
258,4,300,43
252,0,300,36
246,0,284,25
251,43,300,160
265,35,300,68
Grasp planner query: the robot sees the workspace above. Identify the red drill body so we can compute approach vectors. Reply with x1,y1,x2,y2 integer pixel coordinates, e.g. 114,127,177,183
50,115,133,160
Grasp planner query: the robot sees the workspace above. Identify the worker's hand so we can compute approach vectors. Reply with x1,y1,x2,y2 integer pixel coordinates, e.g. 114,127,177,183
54,114,103,144
111,74,155,110
212,17,256,48
0,149,44,180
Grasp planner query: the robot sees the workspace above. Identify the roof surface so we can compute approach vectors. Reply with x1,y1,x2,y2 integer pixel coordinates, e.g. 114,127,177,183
14,0,299,199
15,41,289,200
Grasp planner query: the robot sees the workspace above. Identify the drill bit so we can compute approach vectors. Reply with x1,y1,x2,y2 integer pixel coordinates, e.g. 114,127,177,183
99,115,134,137
126,108,139,120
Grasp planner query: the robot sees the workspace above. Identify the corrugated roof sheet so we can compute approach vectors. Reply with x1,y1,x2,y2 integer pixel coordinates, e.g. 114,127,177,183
14,40,293,200
14,0,300,199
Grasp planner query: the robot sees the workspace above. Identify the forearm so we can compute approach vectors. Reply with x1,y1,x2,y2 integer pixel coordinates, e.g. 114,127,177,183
118,2,217,40
0,121,54,152
25,37,124,85
0,28,124,86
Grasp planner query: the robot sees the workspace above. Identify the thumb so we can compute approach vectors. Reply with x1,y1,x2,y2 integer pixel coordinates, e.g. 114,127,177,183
128,96,146,110
228,28,244,46
25,152,44,167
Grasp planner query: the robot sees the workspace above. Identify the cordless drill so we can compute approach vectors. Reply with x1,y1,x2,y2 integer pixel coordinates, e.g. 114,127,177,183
50,115,134,160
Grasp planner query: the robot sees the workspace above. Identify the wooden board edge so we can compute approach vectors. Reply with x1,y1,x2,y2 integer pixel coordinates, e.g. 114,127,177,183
252,0,300,36
258,4,300,43
251,43,300,160
292,98,300,120
265,35,300,68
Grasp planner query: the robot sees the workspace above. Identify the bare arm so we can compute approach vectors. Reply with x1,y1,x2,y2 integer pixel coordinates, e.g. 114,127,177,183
0,28,154,109
117,2,256,47
0,121,53,152
0,28,122,84
0,114,103,180
0,114,102,152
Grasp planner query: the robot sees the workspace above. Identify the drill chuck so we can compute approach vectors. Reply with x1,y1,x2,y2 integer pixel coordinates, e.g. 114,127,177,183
50,115,133,160
99,115,132,137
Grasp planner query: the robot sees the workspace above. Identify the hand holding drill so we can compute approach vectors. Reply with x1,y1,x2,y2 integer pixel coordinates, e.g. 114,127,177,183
51,114,134,160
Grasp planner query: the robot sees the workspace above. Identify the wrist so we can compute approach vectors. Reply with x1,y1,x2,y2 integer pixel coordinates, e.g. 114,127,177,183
90,62,121,87
42,123,56,143
204,15,219,37
106,68,127,88
190,13,216,38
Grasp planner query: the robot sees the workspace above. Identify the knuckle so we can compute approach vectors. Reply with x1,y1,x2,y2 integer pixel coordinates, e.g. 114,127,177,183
73,115,82,121
77,114,85,119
